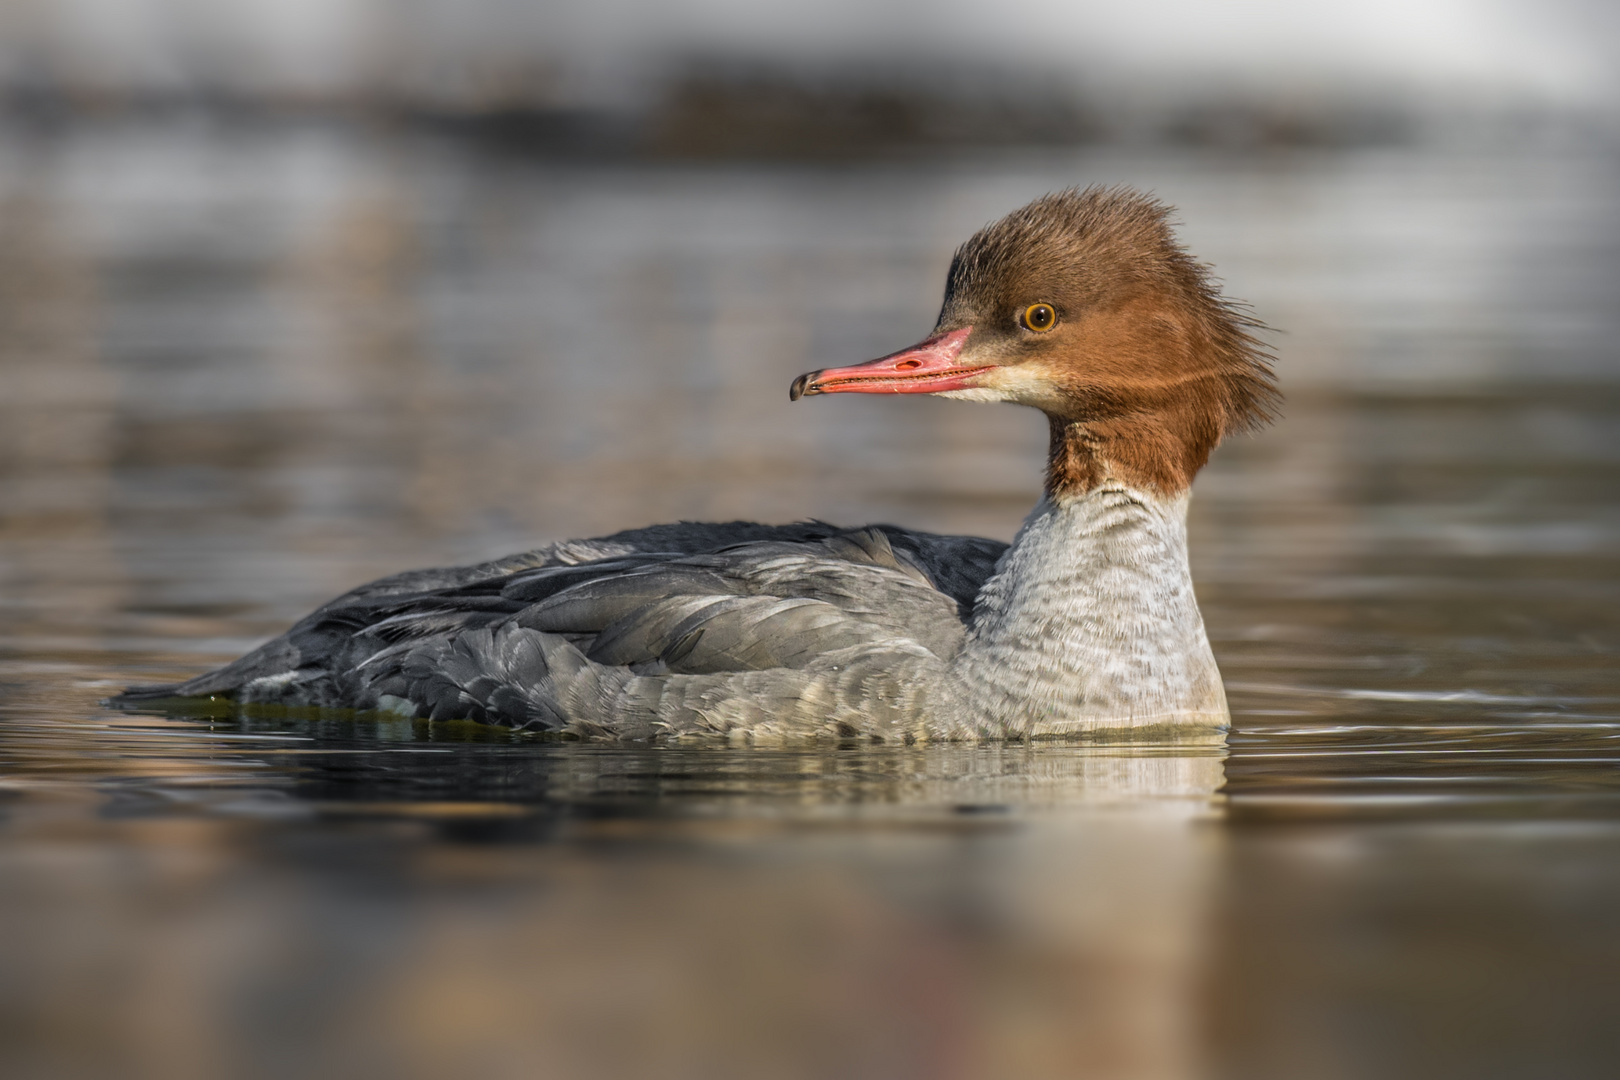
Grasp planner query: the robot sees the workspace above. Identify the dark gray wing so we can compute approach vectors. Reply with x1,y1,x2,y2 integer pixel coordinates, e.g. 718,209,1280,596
113,520,1008,735
360,518,1006,617
356,527,969,718
873,527,1007,619
508,528,967,668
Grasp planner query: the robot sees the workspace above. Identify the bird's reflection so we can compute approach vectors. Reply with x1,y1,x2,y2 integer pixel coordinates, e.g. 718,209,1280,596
127,707,1228,836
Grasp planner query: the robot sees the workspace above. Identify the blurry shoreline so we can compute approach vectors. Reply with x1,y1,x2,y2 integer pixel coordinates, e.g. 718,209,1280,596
2,60,1613,161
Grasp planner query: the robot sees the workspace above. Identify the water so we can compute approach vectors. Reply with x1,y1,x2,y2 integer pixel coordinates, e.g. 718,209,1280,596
1,115,1618,1079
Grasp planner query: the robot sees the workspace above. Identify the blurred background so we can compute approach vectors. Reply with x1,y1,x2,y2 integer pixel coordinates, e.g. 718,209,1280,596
1,2,1619,1079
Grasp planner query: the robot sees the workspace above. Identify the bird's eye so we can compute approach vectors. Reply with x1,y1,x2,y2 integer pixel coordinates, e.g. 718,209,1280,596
1022,303,1057,332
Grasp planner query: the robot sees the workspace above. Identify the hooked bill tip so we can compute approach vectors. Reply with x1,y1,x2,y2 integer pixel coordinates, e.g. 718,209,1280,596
789,372,819,401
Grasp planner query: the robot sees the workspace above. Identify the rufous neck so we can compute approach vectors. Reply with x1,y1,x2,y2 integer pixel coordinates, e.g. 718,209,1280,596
1045,414,1213,500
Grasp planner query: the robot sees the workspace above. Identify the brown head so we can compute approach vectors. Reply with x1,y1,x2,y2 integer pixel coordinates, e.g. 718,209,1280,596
791,186,1279,497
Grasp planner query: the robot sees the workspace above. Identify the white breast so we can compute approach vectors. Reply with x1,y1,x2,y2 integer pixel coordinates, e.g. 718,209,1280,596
954,487,1228,738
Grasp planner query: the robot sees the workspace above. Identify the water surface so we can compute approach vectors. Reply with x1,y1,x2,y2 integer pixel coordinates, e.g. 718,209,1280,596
2,118,1618,1079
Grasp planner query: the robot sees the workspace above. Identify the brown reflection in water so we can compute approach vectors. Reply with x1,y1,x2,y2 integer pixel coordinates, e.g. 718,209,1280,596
1,679,1226,1080
0,811,1217,1080
1206,825,1620,1080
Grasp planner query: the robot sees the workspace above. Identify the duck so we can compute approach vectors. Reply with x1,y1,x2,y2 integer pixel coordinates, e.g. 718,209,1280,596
115,186,1277,741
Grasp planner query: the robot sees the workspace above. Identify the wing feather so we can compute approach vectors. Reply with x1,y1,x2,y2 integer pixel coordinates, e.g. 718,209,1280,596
115,520,1009,739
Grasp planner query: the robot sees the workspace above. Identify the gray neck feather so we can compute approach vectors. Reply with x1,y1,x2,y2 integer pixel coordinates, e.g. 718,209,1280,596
950,486,1228,738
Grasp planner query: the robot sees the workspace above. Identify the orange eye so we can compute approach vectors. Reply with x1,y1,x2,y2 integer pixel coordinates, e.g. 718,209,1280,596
1022,303,1057,332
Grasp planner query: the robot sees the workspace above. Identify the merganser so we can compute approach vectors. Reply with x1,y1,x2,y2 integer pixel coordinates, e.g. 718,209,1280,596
116,187,1277,741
